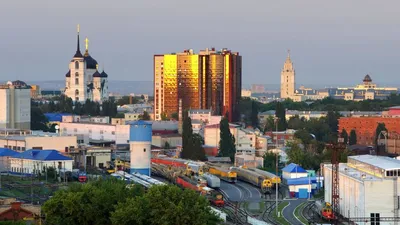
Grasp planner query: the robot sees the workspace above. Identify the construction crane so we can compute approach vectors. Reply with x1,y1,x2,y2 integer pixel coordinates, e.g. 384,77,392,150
326,137,346,224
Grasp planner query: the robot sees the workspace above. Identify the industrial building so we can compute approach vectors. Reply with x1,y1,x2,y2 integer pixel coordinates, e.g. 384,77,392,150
153,48,242,122
0,80,31,130
9,149,73,175
324,155,400,223
129,120,152,176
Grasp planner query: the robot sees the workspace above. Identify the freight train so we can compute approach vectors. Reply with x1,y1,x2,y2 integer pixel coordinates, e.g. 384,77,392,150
201,173,220,189
152,162,224,206
315,201,335,220
205,164,237,183
232,167,272,193
249,168,281,187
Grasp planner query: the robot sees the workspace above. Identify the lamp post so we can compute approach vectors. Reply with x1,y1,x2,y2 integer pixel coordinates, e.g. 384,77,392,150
274,116,279,217
379,130,388,152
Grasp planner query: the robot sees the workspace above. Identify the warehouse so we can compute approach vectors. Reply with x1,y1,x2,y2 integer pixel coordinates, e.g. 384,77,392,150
324,155,400,224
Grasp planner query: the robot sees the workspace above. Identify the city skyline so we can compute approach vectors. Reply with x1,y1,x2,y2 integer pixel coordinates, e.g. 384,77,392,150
1,0,400,86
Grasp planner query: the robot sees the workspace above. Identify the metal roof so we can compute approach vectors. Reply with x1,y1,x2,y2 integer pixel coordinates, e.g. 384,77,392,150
348,155,400,170
282,163,307,173
0,148,18,157
12,150,73,161
286,177,317,185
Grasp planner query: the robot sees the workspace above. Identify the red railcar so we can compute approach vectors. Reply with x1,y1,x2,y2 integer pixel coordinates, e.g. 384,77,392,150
176,176,200,191
151,158,187,168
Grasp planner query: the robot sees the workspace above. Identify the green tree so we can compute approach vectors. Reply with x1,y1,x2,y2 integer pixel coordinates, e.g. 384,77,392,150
294,129,313,146
139,111,151,120
286,141,305,165
59,95,73,113
73,101,83,115
263,115,275,132
326,110,340,138
42,178,144,225
275,102,287,131
250,100,259,128
0,221,26,225
375,123,388,147
340,129,349,145
171,112,179,120
161,112,169,121
101,100,118,118
181,115,194,159
31,107,49,131
262,151,280,172
349,129,357,145
191,133,207,161
163,141,171,149
287,115,304,130
111,185,220,225
218,115,236,162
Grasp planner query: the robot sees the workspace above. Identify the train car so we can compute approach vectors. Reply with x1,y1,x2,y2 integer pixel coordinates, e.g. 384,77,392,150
176,176,202,192
315,201,335,220
250,168,281,186
207,166,237,183
72,169,87,183
186,162,204,175
202,173,220,188
232,167,272,192
151,157,188,168
201,187,224,207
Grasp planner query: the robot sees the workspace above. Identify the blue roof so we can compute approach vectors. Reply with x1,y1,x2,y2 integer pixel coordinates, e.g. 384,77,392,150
12,150,72,161
44,113,73,122
287,177,317,185
128,120,152,126
282,163,307,173
0,148,18,157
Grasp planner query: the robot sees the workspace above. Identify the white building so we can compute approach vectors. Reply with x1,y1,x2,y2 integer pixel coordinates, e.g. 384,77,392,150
324,155,400,223
62,115,110,124
9,149,73,175
0,133,77,153
241,89,252,98
0,148,18,172
60,122,130,145
0,81,31,130
64,25,108,102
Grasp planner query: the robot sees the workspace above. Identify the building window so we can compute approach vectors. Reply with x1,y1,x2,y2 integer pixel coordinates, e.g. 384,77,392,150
75,89,79,96
74,128,77,132
75,78,79,85
143,148,146,152
89,129,92,133
371,213,380,225
100,130,104,134
112,131,115,135
75,61,79,69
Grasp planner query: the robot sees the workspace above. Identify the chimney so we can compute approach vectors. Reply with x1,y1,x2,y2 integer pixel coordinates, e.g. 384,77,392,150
11,202,22,210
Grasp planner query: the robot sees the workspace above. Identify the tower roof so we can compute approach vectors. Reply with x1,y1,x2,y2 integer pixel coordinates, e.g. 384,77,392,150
65,70,71,77
73,25,83,58
363,74,372,82
93,70,102,77
100,70,108,78
83,37,98,69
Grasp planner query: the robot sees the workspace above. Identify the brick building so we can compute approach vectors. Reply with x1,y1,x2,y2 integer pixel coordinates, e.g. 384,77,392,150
338,117,400,146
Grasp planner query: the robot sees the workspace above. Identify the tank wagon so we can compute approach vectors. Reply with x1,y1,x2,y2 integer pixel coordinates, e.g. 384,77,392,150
315,201,335,220
232,167,272,193
249,168,281,187
202,173,221,188
205,163,237,183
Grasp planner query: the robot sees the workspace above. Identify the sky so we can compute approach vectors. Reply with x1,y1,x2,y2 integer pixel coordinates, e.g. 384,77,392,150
1,0,400,88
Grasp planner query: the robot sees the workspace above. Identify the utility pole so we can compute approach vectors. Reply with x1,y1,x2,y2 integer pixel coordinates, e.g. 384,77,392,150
275,116,279,217
326,138,346,225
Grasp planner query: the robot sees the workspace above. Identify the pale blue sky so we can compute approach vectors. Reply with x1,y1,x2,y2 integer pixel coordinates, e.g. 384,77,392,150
1,0,399,87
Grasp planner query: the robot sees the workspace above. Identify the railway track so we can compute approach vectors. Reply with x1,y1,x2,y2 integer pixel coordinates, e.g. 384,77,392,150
261,201,278,225
302,201,316,224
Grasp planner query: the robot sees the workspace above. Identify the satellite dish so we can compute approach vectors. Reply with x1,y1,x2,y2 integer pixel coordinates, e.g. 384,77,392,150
55,125,60,130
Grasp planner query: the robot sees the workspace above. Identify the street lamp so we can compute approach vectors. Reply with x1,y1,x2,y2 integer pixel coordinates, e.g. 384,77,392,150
274,117,279,217
379,131,388,153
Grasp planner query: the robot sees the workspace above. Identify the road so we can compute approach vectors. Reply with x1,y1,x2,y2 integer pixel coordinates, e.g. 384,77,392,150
282,199,306,225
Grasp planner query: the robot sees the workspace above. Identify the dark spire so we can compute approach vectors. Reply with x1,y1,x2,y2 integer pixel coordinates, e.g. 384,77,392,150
74,24,83,58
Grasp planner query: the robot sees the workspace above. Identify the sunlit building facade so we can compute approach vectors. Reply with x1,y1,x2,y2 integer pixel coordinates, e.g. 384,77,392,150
154,48,241,122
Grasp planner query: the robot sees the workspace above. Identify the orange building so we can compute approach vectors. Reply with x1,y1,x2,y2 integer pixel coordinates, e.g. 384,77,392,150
339,117,400,146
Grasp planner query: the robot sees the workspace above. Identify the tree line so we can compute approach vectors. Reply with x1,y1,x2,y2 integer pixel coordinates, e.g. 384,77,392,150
42,179,220,225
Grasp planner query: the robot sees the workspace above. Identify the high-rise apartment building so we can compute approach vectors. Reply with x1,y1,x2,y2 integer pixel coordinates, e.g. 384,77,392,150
154,48,241,122
280,50,295,99
0,81,31,130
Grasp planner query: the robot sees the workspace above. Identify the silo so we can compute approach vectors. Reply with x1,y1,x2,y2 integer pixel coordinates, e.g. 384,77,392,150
129,120,152,176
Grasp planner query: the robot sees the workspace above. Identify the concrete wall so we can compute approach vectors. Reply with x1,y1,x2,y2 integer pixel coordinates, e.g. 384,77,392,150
25,136,77,152
152,135,182,148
